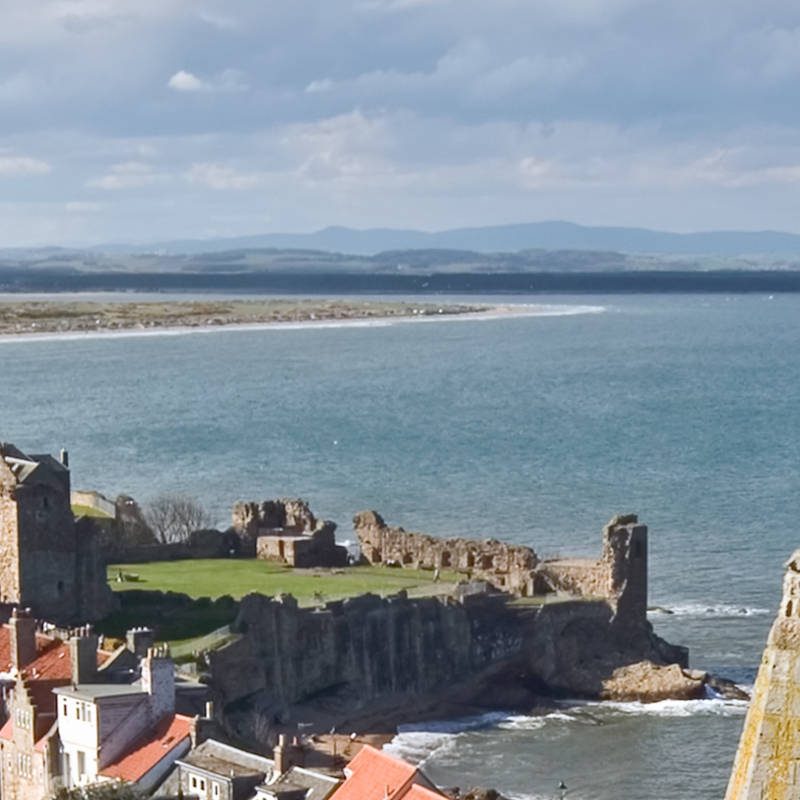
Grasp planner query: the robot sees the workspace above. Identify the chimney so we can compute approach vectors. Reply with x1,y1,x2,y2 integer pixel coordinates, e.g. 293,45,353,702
69,626,98,685
274,734,293,775
141,645,175,721
10,608,37,670
59,449,69,468
191,701,217,748
126,627,155,657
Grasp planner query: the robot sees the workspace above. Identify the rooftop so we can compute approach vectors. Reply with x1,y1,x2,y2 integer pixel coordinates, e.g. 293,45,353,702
53,682,145,701
178,739,274,779
259,766,340,800
100,713,193,783
329,745,420,800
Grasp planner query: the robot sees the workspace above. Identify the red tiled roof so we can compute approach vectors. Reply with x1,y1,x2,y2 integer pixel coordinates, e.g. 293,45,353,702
329,745,419,800
100,714,193,783
0,625,110,746
401,786,445,800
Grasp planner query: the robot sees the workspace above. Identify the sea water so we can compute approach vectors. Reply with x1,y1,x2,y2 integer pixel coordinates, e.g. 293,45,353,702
1,292,798,800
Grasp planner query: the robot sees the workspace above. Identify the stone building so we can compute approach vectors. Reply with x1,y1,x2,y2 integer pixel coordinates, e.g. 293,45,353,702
234,499,347,568
725,550,800,799
0,611,111,800
0,443,115,624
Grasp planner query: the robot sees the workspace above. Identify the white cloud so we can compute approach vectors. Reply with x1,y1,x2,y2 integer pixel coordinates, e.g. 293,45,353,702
168,70,207,92
305,78,334,94
65,200,103,212
0,155,51,176
186,163,260,189
167,68,248,93
87,160,167,189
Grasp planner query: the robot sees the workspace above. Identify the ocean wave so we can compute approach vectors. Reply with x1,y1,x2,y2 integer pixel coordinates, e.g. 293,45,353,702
384,711,509,763
648,603,770,618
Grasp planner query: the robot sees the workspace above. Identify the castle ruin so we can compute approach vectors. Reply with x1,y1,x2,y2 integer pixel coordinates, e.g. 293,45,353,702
354,511,648,625
233,499,347,568
0,442,115,625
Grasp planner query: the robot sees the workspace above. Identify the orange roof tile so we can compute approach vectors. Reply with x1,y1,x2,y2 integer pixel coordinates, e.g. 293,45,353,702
401,786,445,800
329,745,419,800
100,714,193,783
0,625,110,747
0,720,12,741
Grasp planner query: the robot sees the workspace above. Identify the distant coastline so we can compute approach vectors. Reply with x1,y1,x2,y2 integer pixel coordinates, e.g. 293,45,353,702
3,269,800,295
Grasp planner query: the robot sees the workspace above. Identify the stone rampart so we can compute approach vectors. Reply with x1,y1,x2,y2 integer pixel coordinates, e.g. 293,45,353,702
353,511,539,595
206,587,688,746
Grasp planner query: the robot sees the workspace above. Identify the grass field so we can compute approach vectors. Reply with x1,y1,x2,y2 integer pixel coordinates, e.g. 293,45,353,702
107,558,460,605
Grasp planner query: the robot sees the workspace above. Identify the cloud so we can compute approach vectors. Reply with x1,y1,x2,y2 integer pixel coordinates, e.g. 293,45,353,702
87,161,168,189
186,163,260,189
0,155,51,176
168,70,206,92
65,201,103,213
167,68,248,93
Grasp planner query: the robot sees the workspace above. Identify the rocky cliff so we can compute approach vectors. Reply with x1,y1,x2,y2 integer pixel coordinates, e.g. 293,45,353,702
205,588,690,745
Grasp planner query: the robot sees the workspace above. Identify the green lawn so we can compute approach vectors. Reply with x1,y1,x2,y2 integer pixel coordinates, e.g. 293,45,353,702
107,558,460,605
72,503,113,518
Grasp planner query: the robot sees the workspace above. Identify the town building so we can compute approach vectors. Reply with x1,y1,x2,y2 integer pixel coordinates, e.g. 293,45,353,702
0,610,111,800
0,443,115,624
327,745,443,800
54,644,192,792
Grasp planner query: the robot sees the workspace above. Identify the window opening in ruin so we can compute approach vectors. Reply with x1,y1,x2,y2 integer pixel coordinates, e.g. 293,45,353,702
787,600,794,617
278,540,285,561
440,551,452,568
402,553,413,565
466,552,475,568
371,549,382,563
480,555,494,570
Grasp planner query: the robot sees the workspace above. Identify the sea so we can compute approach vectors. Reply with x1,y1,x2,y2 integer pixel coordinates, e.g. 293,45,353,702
2,291,798,800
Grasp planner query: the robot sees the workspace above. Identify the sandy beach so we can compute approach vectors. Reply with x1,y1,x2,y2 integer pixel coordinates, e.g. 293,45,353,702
0,298,605,342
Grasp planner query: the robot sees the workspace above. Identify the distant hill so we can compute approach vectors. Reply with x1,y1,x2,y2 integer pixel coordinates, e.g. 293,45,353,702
95,221,800,257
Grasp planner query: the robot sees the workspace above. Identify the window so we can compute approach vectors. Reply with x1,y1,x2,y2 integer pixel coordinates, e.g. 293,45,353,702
76,751,86,780
212,782,220,799
61,699,68,716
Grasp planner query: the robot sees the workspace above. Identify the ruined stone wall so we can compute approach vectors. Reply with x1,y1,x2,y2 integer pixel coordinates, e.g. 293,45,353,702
353,511,539,595
725,550,800,800
256,525,347,568
532,515,648,626
232,499,318,540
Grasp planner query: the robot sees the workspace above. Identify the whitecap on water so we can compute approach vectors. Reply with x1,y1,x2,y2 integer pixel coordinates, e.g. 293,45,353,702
648,603,770,618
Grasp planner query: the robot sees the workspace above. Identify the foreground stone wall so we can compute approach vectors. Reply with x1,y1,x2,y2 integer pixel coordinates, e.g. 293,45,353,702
725,551,800,800
353,511,539,595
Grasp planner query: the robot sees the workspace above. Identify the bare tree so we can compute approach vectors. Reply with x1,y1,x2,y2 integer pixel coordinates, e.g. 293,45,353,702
144,493,212,544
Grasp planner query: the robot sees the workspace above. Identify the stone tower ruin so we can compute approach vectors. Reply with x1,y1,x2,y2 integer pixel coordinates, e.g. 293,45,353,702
725,550,800,799
0,442,114,624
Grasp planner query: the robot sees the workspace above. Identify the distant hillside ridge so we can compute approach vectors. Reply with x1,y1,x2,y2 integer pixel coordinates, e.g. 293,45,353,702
93,220,800,257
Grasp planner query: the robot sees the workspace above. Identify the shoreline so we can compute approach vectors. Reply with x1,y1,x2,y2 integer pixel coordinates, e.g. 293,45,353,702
0,301,605,344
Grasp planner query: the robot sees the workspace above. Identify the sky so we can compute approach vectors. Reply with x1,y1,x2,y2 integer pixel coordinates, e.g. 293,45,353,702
2,0,800,246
